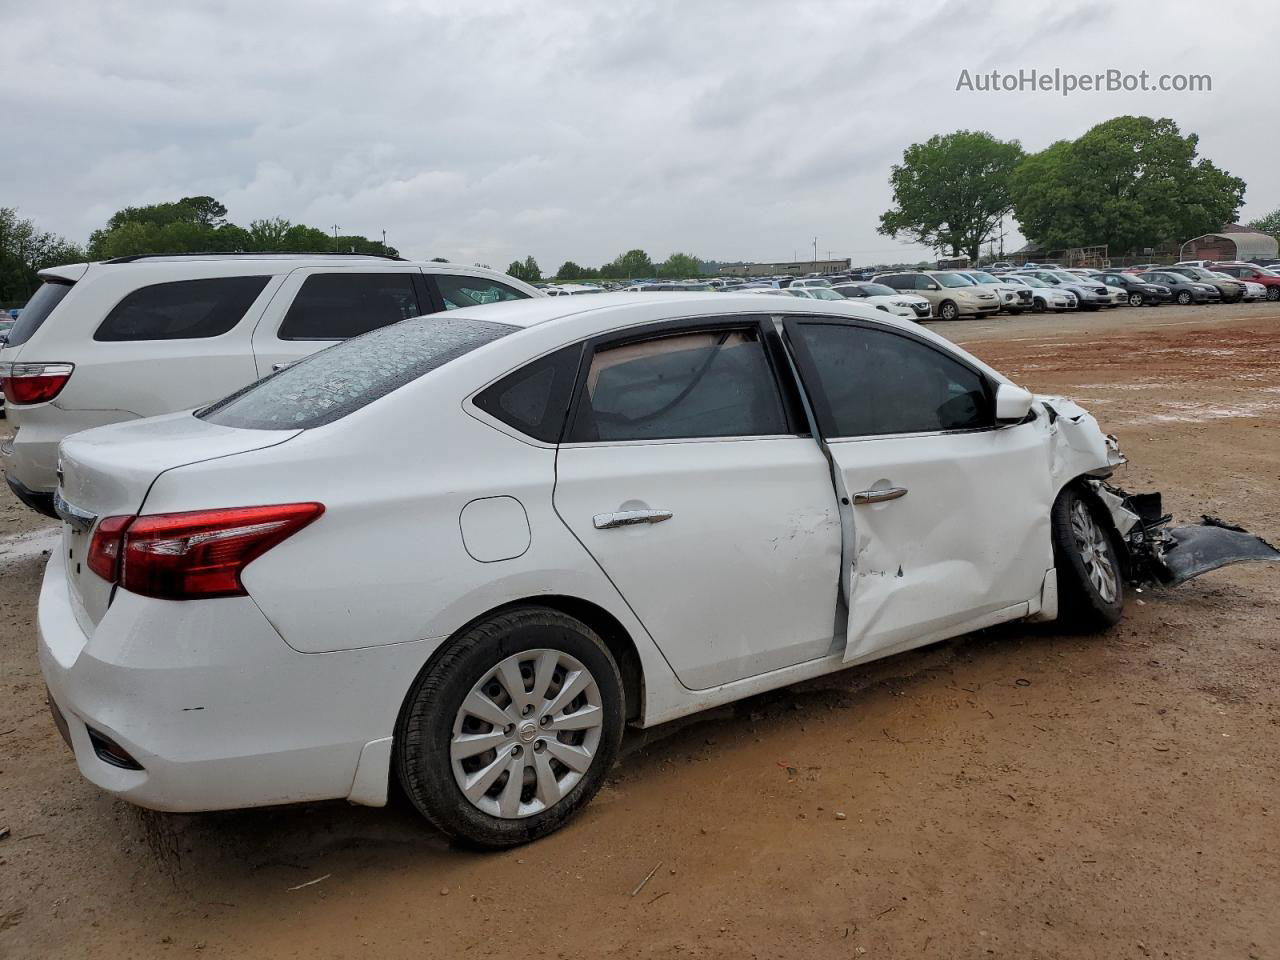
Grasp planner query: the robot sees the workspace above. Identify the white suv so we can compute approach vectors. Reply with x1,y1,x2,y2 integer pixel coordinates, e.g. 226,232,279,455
0,253,542,516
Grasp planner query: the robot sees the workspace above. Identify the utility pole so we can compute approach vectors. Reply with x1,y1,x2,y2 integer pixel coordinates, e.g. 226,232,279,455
381,229,387,252
813,236,818,272
331,224,340,252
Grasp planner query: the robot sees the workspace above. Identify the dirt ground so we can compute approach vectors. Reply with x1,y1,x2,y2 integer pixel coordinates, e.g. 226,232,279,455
2,302,1278,960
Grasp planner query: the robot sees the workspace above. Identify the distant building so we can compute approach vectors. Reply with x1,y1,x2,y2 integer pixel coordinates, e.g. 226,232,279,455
719,258,851,277
1180,224,1278,263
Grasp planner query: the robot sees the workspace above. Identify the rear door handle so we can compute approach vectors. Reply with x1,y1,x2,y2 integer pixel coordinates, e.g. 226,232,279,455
851,487,908,505
593,509,673,530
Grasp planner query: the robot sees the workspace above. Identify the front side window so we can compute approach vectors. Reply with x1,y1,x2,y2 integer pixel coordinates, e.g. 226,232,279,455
793,321,993,438
933,273,974,288
435,275,529,310
568,327,789,442
95,276,270,342
201,316,514,429
278,273,422,341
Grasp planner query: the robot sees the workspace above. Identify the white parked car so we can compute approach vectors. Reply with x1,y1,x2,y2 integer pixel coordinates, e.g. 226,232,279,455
995,275,1077,313
40,293,1278,847
955,270,1031,314
789,278,833,289
830,281,932,320
0,253,542,517
543,284,605,297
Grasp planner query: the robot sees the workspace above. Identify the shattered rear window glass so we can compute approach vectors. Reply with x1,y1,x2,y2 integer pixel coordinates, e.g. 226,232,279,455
198,316,515,429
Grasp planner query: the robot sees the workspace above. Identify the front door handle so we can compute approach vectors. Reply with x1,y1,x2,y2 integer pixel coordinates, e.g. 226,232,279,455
851,487,908,505
593,509,673,530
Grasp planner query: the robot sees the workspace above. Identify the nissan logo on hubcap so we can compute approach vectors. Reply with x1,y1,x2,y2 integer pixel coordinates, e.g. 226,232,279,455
518,721,538,743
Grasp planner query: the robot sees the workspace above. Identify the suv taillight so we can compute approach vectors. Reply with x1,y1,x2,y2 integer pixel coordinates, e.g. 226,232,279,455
0,362,74,405
87,503,323,600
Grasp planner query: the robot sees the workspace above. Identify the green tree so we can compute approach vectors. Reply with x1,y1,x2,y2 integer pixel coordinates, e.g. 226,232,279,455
180,196,228,227
248,217,292,249
1247,208,1280,237
879,130,1024,262
0,207,86,303
1011,116,1245,253
522,255,541,282
556,260,584,280
610,248,653,279
657,252,701,278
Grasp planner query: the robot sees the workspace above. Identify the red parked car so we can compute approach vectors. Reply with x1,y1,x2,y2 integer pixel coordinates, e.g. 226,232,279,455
1212,263,1280,301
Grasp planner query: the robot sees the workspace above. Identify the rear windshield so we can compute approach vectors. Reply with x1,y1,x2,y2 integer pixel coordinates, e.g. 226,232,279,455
199,315,516,430
4,279,73,347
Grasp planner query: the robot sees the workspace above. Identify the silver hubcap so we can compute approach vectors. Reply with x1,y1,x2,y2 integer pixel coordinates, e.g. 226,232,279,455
1129,293,1142,306
1070,500,1118,604
450,649,603,819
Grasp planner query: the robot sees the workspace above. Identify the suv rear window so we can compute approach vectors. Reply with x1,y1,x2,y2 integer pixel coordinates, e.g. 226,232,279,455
95,276,270,341
199,316,516,430
4,279,74,347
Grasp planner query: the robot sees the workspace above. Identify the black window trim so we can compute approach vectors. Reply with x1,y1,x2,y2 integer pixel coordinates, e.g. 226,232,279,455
558,314,811,446
780,314,1002,442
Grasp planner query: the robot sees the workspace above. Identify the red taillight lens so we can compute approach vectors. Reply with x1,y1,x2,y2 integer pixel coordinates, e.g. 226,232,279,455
0,362,74,405
118,503,324,600
87,515,134,582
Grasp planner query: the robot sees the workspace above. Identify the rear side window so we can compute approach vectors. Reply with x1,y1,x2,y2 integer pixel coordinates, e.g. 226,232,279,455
199,316,515,430
567,328,789,442
794,322,992,437
435,275,529,310
5,279,74,347
278,273,422,340
94,276,270,342
473,344,582,443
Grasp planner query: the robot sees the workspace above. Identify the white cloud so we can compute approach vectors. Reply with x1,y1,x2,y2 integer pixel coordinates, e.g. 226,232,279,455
1,0,1275,269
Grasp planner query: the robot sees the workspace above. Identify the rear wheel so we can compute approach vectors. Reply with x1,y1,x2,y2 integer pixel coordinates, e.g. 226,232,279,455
1267,287,1280,302
396,607,625,848
1051,486,1124,632
1127,292,1143,306
1176,290,1192,305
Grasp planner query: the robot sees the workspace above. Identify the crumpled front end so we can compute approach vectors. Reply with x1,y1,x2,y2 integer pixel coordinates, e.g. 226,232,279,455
1085,480,1280,587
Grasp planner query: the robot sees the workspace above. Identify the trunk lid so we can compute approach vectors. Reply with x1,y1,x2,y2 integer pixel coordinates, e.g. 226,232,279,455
56,412,301,631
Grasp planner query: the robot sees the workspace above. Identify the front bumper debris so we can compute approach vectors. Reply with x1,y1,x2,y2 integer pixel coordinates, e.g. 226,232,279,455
1087,480,1280,586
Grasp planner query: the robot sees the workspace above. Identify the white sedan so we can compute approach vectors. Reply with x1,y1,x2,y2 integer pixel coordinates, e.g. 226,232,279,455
39,294,1278,847
830,281,933,320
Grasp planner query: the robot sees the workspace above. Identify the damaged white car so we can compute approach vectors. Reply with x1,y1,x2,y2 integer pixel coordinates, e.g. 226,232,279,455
39,294,1279,848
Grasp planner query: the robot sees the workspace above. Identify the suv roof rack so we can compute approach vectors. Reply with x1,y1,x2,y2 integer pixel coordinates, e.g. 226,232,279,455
104,251,407,264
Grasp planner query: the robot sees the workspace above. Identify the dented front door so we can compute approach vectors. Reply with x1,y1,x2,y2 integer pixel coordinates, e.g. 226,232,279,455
782,317,1054,664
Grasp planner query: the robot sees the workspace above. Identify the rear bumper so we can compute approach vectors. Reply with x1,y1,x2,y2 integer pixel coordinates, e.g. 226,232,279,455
37,547,441,812
2,406,140,503
5,472,56,518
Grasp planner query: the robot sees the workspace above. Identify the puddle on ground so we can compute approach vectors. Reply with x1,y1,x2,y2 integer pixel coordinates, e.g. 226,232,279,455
0,527,60,565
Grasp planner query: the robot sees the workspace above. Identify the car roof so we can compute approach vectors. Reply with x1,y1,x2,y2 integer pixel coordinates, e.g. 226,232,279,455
432,290,920,334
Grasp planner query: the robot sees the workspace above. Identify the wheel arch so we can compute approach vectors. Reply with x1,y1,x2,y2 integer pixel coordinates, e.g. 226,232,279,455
1053,475,1134,581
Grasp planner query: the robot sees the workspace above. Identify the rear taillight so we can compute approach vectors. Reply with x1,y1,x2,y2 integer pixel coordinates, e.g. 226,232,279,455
87,503,323,600
0,362,74,405
87,515,133,581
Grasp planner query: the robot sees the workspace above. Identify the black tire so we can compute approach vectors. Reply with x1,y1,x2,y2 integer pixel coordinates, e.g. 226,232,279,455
1051,485,1124,632
938,300,959,321
1032,297,1046,314
1176,291,1192,305
396,607,625,849
1127,292,1143,307
1267,287,1280,302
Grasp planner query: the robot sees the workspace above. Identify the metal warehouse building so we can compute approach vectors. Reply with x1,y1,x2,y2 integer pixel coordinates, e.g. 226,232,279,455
1180,225,1278,263
719,258,851,277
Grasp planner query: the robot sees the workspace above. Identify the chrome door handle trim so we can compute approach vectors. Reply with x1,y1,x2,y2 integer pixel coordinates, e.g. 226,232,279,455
851,487,908,505
593,509,673,530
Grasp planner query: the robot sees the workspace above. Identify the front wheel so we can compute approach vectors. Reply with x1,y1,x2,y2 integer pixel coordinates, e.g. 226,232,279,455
1176,291,1192,305
396,607,625,848
1267,287,1280,302
1127,292,1143,307
938,300,959,321
1032,297,1047,314
1051,486,1124,632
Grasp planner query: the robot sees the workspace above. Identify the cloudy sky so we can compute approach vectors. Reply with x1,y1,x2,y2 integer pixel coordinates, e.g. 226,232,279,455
3,0,1275,269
